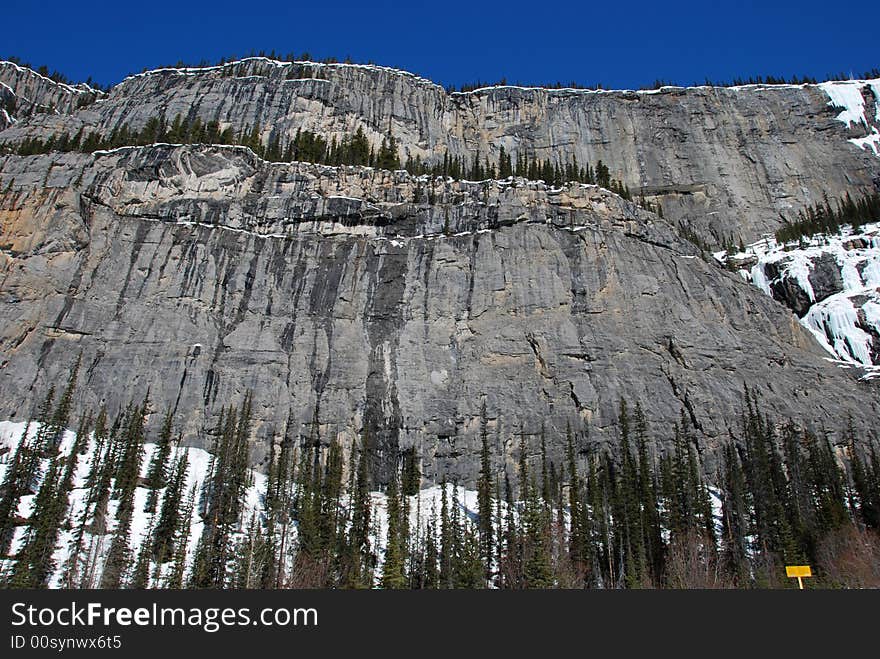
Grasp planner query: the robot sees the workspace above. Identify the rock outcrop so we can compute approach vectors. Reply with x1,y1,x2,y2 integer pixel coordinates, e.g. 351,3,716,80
2,59,879,244
1,145,877,484
0,61,100,129
727,222,880,377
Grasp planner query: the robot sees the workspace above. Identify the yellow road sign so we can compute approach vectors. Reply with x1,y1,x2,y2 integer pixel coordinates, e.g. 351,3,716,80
785,566,812,578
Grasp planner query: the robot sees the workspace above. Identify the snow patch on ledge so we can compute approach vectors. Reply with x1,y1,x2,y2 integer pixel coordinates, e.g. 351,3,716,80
851,129,880,156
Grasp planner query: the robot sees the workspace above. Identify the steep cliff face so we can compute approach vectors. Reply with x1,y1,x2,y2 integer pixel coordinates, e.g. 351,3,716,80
1,145,877,484
0,61,101,130
2,58,879,244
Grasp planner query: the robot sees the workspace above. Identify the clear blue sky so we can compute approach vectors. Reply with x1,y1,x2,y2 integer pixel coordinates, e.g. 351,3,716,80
4,0,877,89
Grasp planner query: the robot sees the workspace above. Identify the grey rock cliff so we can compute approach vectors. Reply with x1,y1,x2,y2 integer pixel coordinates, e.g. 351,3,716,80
1,145,877,484
0,61,100,129
2,59,879,244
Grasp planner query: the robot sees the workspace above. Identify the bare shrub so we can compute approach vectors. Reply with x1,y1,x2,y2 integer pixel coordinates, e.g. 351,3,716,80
816,524,880,589
665,531,735,589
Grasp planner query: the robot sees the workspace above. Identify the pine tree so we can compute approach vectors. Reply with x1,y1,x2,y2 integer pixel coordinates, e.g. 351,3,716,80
291,437,324,586
617,399,647,587
129,519,155,589
144,409,175,513
46,354,80,451
565,424,587,576
342,439,373,588
438,478,453,588
8,455,62,587
153,454,189,564
720,442,750,585
454,523,485,588
167,485,197,588
380,467,406,588
423,509,439,588
0,421,34,557
191,394,252,588
100,490,135,589
499,470,522,588
401,448,420,496
522,472,553,588
375,134,400,170
476,402,493,581
805,429,848,548
634,404,663,584
849,430,880,529
588,452,615,587
232,514,263,588
31,386,56,464
319,436,344,584
498,145,513,178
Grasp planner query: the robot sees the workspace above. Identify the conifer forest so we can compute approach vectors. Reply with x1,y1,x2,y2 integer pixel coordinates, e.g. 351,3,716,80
1,359,878,590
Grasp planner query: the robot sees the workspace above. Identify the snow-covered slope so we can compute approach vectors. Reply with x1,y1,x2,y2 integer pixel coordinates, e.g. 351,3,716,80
717,222,880,380
0,420,266,587
0,420,485,588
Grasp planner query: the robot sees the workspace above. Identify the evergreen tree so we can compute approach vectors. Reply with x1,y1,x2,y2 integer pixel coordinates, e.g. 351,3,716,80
401,448,420,496
8,455,62,587
46,354,80,451
375,134,400,170
342,439,373,588
0,422,34,557
380,467,406,588
423,509,439,589
438,478,453,588
153,454,189,564
129,519,155,589
849,430,880,529
633,405,663,583
167,485,197,588
454,523,485,588
144,409,175,513
498,146,512,178
565,424,588,578
718,443,749,585
476,402,493,581
191,394,252,588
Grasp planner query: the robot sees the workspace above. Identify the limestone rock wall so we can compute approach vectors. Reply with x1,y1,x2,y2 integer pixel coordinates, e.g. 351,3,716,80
1,145,877,484
3,59,879,245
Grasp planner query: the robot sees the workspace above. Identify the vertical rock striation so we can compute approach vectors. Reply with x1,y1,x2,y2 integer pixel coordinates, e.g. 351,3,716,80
0,145,877,484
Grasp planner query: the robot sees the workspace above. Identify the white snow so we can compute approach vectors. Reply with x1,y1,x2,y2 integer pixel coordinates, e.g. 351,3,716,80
0,419,265,588
803,294,876,365
819,79,880,159
719,222,880,375
819,80,870,128
749,261,772,295
851,129,880,156
0,417,501,589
